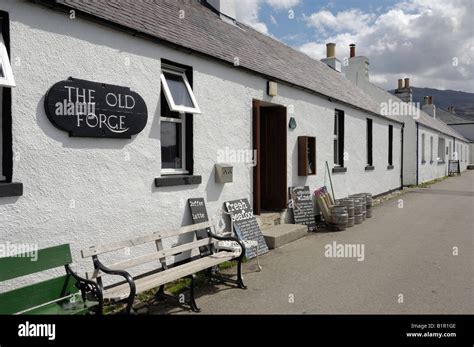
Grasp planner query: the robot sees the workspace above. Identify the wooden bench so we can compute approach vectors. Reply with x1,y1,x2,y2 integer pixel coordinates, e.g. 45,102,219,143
81,221,246,314
0,244,101,315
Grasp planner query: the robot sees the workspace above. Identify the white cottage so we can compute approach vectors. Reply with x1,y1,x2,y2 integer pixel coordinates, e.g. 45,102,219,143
0,0,405,278
341,44,470,185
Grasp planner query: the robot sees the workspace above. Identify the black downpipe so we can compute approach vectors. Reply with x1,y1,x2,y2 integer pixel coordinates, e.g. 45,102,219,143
400,125,404,188
416,123,419,185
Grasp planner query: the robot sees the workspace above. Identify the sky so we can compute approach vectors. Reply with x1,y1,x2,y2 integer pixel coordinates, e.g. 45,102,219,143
235,0,474,93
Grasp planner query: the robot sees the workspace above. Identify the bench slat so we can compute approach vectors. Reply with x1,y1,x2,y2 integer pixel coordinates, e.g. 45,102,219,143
0,244,72,282
86,237,216,279
103,251,237,300
81,221,213,258
0,275,79,314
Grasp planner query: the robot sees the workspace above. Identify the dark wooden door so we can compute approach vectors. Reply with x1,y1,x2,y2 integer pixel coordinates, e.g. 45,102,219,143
252,100,261,215
260,106,287,211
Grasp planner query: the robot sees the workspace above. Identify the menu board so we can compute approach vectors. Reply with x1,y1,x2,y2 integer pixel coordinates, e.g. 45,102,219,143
289,186,316,232
448,160,460,176
188,198,212,256
225,198,269,259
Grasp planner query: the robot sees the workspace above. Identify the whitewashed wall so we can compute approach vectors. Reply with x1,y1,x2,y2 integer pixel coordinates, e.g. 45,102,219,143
417,125,469,183
0,1,402,288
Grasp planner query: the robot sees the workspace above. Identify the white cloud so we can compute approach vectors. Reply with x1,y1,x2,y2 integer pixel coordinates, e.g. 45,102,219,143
300,0,474,92
306,9,375,34
265,0,300,10
235,0,269,33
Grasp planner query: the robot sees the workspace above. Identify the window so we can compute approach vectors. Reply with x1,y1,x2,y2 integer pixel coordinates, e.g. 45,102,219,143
160,62,198,176
0,30,14,88
1,13,14,184
160,66,200,114
421,133,425,163
430,136,433,163
366,119,373,167
333,110,345,167
388,125,393,166
438,137,445,162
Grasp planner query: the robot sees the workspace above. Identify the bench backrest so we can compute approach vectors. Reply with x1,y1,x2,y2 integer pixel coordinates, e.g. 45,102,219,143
0,244,78,314
81,221,216,279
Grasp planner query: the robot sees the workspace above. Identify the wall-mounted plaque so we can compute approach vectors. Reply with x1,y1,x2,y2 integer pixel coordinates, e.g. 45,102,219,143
44,77,147,138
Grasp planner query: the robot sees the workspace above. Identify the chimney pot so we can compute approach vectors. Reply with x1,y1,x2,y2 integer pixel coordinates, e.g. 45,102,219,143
398,79,404,89
424,96,429,105
404,77,410,88
349,44,356,58
428,96,433,105
326,43,336,58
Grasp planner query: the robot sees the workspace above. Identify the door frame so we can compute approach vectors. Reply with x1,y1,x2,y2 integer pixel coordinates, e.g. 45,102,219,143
252,99,287,215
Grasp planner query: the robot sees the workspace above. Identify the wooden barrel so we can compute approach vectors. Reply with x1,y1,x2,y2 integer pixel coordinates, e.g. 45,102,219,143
337,198,355,218
366,206,373,218
362,210,366,220
354,213,363,224
330,205,348,231
361,193,373,207
353,197,364,215
347,216,355,227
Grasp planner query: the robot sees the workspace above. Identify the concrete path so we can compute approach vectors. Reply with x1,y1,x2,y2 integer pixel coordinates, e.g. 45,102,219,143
153,171,474,314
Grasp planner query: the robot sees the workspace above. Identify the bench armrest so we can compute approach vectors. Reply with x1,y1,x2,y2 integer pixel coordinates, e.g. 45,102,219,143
65,264,103,311
92,257,136,311
207,231,246,259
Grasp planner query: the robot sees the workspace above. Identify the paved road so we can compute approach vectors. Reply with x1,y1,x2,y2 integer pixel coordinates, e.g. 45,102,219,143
154,171,474,314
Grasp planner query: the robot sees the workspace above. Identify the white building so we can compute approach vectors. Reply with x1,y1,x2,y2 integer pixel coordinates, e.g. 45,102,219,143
342,44,470,185
0,0,405,279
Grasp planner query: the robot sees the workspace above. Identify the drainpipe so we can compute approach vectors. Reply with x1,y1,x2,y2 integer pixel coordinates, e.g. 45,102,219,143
416,123,419,185
400,124,404,188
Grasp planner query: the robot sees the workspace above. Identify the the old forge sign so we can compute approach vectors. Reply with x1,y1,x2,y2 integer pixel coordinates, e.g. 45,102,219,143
45,78,148,138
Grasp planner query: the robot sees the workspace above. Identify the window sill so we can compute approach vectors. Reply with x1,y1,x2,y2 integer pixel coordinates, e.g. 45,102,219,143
365,165,375,171
387,165,394,170
0,182,23,198
332,166,347,173
430,160,434,164
155,175,202,187
421,160,426,164
437,160,445,165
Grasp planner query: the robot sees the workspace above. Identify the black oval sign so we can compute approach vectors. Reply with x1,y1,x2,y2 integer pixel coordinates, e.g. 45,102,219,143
44,77,148,138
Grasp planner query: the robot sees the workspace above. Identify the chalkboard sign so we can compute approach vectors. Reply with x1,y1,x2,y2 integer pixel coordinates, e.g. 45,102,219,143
45,77,148,138
188,198,212,256
225,198,269,259
289,186,316,232
448,160,461,176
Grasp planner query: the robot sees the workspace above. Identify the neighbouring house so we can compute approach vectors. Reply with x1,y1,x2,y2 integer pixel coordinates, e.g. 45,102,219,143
340,43,469,185
0,0,406,284
430,106,474,166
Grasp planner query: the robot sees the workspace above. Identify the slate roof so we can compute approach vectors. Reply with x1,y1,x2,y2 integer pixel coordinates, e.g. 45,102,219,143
434,108,471,124
48,0,404,123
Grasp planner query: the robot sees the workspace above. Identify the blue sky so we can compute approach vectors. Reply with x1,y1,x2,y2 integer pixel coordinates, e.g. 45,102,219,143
236,0,474,93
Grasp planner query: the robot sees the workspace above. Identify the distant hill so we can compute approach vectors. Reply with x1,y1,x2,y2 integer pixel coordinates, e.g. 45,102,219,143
410,87,474,121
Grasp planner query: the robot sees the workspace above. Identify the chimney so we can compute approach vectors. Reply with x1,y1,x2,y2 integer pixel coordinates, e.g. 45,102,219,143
422,95,436,118
349,44,356,58
342,43,369,84
448,106,455,113
321,43,341,72
398,79,403,89
393,77,412,103
207,0,236,22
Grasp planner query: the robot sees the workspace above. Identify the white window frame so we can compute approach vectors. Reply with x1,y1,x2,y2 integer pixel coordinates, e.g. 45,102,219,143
0,33,15,88
160,66,200,114
430,136,433,163
160,113,188,175
334,112,340,166
437,137,445,162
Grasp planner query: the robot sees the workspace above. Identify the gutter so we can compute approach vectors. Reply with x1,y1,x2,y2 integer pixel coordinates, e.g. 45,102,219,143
35,0,404,126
